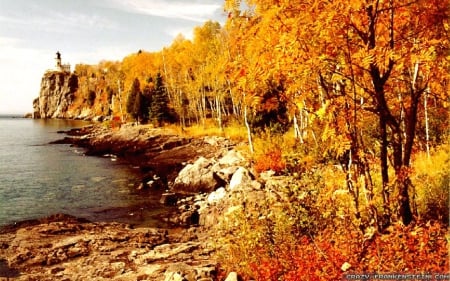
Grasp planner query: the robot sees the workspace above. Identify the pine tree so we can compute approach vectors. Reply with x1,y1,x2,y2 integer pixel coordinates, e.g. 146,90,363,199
149,72,170,126
140,84,153,123
126,78,141,122
133,92,143,123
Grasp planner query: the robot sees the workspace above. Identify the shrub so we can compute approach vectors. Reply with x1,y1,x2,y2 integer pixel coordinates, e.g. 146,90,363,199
215,162,449,280
355,222,449,273
254,146,286,174
218,219,449,280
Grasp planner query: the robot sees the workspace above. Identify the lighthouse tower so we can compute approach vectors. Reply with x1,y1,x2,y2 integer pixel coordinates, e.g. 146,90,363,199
55,51,62,71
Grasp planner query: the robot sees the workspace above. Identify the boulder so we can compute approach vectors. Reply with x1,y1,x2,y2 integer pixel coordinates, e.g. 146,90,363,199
214,165,239,183
218,150,245,167
229,167,253,190
171,157,225,194
206,187,227,205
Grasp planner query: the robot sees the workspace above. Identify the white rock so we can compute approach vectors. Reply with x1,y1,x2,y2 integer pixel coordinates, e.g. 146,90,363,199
207,187,227,204
229,167,252,190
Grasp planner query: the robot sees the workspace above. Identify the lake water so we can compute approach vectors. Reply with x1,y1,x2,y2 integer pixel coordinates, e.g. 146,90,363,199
0,116,170,227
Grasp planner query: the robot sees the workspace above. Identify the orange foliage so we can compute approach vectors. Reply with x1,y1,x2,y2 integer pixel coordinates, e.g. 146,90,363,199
249,236,346,281
241,222,448,281
254,147,286,174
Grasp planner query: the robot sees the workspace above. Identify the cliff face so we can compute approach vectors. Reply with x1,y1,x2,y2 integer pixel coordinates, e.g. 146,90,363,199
33,71,78,119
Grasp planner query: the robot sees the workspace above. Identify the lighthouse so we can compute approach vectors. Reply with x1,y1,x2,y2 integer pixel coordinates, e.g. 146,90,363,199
54,51,71,72
55,51,62,70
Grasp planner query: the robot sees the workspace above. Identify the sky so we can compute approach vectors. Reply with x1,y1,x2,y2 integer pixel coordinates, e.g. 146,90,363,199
0,0,226,114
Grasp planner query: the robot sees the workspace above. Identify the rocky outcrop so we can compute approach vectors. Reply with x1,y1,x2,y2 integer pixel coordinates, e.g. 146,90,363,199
0,214,217,280
171,149,247,195
55,125,233,186
33,71,78,119
171,157,226,194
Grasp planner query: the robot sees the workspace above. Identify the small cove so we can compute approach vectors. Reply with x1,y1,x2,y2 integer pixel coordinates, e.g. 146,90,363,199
0,117,172,228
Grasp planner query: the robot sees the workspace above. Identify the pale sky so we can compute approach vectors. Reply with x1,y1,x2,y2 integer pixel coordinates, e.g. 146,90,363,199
0,0,226,114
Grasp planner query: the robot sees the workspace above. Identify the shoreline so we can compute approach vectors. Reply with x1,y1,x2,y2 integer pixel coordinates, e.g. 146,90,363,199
0,123,239,280
1,122,234,231
52,124,233,187
0,121,291,280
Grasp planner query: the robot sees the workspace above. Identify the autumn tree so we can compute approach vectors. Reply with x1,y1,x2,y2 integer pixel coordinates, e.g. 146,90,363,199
225,0,449,227
191,21,231,129
161,35,195,128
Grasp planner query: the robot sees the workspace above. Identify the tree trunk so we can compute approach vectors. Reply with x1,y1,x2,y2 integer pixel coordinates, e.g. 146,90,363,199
244,105,254,154
293,113,302,143
216,96,223,131
424,90,430,158
379,113,391,225
397,177,413,225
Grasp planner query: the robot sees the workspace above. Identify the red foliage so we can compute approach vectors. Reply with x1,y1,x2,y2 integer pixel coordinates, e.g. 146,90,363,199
254,147,286,174
240,222,448,281
356,222,449,273
248,236,346,281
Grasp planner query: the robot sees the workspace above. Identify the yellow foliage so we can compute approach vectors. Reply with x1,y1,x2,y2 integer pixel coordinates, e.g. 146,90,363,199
181,120,247,143
411,146,449,222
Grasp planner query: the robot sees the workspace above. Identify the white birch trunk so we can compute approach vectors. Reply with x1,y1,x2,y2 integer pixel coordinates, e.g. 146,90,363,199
244,105,254,154
424,89,430,158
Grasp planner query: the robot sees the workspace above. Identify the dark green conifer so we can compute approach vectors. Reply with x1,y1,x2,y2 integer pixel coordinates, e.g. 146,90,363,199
126,78,141,122
149,72,170,126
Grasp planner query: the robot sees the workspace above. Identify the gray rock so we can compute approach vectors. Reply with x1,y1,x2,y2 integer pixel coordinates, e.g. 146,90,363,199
218,150,245,166
229,167,253,190
172,157,225,194
214,165,239,183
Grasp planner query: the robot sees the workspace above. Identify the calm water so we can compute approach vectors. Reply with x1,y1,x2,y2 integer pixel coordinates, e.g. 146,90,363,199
0,116,169,227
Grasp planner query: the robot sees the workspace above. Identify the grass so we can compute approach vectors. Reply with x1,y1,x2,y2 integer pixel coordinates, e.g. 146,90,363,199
176,119,248,143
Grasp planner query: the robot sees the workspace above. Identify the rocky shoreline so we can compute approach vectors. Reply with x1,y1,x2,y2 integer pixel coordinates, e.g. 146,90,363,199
0,124,290,280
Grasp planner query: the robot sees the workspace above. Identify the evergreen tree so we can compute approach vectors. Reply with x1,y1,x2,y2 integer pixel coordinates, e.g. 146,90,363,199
133,92,143,123
126,78,141,122
140,85,153,123
149,72,170,126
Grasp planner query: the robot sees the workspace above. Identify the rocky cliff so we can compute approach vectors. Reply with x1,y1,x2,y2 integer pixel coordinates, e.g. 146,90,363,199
33,70,112,120
33,71,78,119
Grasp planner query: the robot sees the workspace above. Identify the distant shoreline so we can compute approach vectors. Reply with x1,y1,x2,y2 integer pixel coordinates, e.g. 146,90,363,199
0,113,31,118
0,113,26,118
